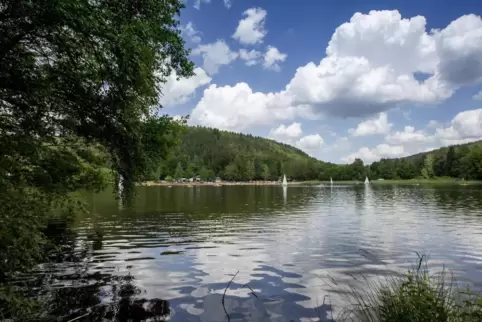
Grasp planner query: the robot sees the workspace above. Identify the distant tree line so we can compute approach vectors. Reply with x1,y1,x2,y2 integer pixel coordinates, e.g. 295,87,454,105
145,126,482,182
320,142,482,181
368,143,482,180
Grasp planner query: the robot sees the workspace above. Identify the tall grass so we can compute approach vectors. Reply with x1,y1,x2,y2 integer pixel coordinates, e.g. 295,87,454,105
339,256,482,321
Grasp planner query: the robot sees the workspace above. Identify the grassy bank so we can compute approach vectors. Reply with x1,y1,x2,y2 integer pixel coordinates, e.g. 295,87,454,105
339,258,482,321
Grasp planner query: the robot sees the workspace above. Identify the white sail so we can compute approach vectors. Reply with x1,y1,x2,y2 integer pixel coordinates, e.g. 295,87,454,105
364,176,369,184
330,177,333,185
282,174,288,186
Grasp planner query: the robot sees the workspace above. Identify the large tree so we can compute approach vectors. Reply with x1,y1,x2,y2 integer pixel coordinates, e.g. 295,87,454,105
0,0,193,316
1,0,193,197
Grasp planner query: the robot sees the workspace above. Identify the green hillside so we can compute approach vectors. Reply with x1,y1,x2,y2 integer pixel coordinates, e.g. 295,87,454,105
147,126,328,181
143,125,482,182
368,140,482,180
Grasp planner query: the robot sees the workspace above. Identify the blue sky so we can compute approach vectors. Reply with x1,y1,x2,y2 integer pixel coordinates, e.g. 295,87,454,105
161,0,482,164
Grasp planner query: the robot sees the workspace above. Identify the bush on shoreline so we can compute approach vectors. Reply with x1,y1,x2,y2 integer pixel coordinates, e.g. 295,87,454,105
340,257,482,321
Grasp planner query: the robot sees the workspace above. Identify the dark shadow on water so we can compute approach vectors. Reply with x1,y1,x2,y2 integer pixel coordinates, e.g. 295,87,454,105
36,269,335,322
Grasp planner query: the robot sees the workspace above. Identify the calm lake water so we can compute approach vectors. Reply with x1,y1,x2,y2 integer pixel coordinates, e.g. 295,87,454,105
29,184,482,321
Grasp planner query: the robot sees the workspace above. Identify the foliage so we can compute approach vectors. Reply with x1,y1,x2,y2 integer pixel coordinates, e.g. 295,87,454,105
0,0,193,198
158,126,328,181
261,163,271,180
368,141,482,181
174,162,185,179
140,116,188,181
0,0,193,318
343,257,482,322
245,158,255,181
421,154,435,179
154,126,482,183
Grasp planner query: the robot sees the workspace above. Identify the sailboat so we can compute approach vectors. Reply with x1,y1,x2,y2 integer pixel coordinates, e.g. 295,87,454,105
330,177,333,185
282,174,288,186
364,176,370,184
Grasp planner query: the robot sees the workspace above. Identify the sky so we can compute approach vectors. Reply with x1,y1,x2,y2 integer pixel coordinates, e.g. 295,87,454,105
161,0,482,164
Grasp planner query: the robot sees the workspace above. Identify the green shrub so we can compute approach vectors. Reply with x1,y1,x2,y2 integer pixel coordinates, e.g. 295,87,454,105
342,257,482,321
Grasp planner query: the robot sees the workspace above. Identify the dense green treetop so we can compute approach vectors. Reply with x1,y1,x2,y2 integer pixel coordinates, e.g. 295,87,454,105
1,0,193,198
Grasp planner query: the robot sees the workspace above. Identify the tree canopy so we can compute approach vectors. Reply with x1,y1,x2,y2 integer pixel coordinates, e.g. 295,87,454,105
0,0,193,316
1,0,193,198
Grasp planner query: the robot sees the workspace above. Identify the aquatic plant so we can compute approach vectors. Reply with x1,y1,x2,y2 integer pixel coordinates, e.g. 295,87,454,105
340,256,482,321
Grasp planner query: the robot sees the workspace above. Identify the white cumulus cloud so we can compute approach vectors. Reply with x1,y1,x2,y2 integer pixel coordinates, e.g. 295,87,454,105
296,134,324,152
190,83,295,131
270,11,481,119
385,125,432,145
434,14,482,87
232,8,267,45
192,40,238,75
180,22,202,43
190,11,482,133
269,122,303,142
263,46,288,71
268,123,323,155
342,144,405,164
372,108,482,160
284,10,455,118
160,67,211,107
434,108,482,145
239,49,262,66
350,112,392,136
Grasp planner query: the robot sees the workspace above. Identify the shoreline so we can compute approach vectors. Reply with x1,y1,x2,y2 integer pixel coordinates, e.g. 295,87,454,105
140,180,299,186
140,179,482,187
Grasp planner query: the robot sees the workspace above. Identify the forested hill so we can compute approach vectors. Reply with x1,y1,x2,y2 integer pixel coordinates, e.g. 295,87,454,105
401,140,482,163
150,126,329,181
145,126,482,182
368,140,482,180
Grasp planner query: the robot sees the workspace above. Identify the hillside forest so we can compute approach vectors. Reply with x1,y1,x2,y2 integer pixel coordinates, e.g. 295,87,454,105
146,126,482,182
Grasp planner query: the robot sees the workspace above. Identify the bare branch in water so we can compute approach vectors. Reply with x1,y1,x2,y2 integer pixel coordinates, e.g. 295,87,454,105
243,283,260,299
222,270,239,322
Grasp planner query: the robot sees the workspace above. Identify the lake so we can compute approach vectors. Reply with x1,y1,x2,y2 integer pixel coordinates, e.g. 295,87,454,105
29,184,482,321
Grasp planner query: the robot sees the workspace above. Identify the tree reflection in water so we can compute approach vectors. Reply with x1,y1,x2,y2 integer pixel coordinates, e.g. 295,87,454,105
33,220,172,322
49,273,171,322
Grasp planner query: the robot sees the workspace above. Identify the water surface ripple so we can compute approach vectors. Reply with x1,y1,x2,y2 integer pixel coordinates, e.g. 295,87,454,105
30,185,482,321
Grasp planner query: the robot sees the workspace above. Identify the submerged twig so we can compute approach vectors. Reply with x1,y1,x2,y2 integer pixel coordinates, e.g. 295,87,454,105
66,312,90,322
243,283,260,299
222,270,239,322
